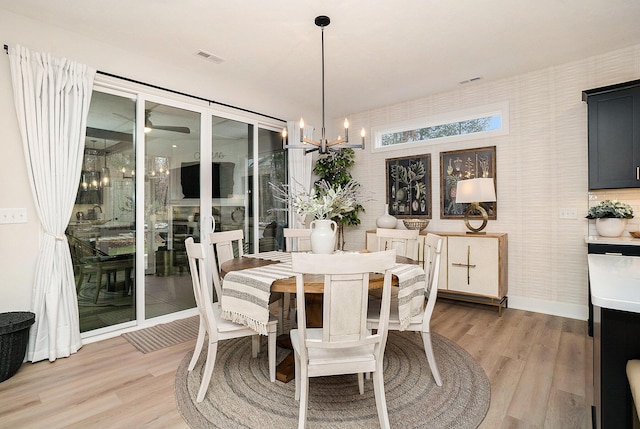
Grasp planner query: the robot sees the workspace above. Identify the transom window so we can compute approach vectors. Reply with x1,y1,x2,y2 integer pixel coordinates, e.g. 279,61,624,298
372,102,509,152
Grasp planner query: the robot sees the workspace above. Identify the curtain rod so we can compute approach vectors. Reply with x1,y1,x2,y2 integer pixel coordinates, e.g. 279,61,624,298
3,44,285,123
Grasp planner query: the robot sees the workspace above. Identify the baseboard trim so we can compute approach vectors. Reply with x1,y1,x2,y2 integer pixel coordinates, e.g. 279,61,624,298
507,295,588,320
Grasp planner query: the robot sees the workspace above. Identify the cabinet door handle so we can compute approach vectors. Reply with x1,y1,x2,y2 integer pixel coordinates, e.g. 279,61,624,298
452,263,477,268
636,166,639,180
451,245,475,284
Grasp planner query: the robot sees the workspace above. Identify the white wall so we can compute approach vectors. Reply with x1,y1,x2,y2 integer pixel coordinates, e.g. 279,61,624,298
1,9,640,320
337,44,640,320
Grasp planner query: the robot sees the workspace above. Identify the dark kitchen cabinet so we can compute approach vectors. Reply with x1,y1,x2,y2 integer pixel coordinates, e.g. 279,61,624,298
583,80,640,190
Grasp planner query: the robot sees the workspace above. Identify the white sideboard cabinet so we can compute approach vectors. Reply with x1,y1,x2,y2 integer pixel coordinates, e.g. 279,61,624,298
366,230,508,315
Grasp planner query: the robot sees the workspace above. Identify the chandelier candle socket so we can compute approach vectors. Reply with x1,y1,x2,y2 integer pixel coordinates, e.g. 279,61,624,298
282,15,366,155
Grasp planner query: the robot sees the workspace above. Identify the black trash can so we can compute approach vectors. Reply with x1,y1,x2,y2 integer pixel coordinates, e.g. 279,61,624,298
0,311,35,382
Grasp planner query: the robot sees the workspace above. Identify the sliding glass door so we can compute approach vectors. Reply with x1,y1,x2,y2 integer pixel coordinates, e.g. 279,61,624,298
71,89,136,332
254,127,288,252
72,85,286,335
143,101,199,320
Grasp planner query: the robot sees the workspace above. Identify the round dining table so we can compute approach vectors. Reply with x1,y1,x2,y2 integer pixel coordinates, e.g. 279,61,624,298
220,253,415,293
220,253,417,383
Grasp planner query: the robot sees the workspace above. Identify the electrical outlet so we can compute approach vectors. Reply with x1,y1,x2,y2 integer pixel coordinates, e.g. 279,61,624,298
559,208,578,219
0,208,27,224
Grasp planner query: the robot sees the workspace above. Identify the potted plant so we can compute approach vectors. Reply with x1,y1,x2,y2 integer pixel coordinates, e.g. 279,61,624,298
313,148,365,250
586,200,634,237
270,179,362,253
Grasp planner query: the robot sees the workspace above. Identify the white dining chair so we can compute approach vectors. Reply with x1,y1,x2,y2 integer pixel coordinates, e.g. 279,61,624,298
367,233,444,386
209,230,285,333
290,249,396,429
282,227,312,324
375,227,419,258
283,228,312,252
185,238,277,402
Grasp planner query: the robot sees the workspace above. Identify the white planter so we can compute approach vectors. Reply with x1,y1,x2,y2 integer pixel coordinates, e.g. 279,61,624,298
595,218,627,237
310,219,337,254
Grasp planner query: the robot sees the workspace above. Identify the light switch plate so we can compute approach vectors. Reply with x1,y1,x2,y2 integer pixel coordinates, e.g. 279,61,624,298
559,208,578,219
0,208,27,224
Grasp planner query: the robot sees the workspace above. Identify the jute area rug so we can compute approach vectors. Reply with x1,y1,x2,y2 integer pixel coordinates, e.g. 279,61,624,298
174,330,490,428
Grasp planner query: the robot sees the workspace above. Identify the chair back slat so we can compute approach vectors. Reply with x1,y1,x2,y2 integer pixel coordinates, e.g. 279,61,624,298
209,230,244,299
375,228,419,258
283,228,312,252
422,233,443,324
185,237,218,342
291,250,396,356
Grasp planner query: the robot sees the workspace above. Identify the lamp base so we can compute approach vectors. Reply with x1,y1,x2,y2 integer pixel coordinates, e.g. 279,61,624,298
463,202,489,234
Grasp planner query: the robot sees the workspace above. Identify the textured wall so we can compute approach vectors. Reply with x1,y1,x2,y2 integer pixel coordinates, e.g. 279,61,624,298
338,43,640,319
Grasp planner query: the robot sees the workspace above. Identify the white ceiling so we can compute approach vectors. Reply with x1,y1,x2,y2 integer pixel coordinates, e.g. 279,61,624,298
2,0,640,122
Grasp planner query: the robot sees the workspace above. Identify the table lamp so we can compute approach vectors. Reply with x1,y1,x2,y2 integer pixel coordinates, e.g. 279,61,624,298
455,177,496,234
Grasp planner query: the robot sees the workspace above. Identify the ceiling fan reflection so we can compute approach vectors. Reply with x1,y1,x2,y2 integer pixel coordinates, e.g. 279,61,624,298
112,110,191,134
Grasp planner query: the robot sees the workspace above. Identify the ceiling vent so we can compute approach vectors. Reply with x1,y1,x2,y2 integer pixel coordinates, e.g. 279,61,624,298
194,50,224,64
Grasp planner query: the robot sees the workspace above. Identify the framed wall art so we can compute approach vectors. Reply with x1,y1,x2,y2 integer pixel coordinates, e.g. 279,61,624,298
440,146,496,219
385,154,431,219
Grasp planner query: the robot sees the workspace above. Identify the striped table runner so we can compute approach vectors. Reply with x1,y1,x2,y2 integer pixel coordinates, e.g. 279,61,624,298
391,263,427,330
221,252,425,334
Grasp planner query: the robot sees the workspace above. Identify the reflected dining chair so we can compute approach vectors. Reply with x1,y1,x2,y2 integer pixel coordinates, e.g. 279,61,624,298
290,250,397,429
367,233,444,386
209,230,285,333
375,227,419,258
185,238,277,402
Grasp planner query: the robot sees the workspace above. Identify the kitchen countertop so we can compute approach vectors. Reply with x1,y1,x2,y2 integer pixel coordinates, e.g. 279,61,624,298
588,253,640,312
586,235,640,246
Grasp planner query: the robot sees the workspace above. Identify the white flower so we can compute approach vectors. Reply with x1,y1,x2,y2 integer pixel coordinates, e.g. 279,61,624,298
270,179,361,220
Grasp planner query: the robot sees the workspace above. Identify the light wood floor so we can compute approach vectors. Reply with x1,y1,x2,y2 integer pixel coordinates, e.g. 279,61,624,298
0,300,593,428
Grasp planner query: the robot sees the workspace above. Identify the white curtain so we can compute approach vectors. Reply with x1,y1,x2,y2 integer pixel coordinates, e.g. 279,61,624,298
9,45,96,362
286,120,314,229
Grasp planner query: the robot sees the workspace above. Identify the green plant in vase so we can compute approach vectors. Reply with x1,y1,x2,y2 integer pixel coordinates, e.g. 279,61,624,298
313,148,365,250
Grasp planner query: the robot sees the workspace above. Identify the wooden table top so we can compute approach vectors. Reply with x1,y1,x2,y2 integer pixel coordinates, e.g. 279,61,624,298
220,253,416,294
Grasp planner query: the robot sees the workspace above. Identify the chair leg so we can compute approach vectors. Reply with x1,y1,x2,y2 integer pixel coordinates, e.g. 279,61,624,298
94,267,104,304
188,317,206,371
298,367,309,429
358,373,364,394
268,329,276,382
283,292,291,319
196,340,218,403
251,334,260,358
372,367,390,429
422,331,442,386
277,299,284,335
76,267,85,293
294,351,301,401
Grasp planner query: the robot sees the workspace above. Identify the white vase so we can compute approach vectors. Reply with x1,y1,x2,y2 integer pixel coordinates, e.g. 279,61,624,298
595,218,627,237
376,204,397,229
310,219,337,254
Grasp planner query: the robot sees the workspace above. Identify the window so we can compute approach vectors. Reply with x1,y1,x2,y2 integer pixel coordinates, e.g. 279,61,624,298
372,102,509,152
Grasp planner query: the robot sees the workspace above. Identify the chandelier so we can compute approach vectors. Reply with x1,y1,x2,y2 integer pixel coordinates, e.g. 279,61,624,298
283,15,365,155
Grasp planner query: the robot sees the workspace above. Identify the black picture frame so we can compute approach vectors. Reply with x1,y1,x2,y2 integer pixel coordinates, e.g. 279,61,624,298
385,154,431,219
440,146,497,219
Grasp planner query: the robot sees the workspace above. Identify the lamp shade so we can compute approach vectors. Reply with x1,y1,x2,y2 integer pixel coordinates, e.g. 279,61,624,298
455,178,496,204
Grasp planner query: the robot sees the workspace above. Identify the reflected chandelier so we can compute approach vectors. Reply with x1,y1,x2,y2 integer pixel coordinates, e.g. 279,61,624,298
283,15,365,155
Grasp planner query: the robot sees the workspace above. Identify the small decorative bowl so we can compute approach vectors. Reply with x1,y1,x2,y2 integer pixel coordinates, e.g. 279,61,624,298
403,219,429,231
630,231,640,239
